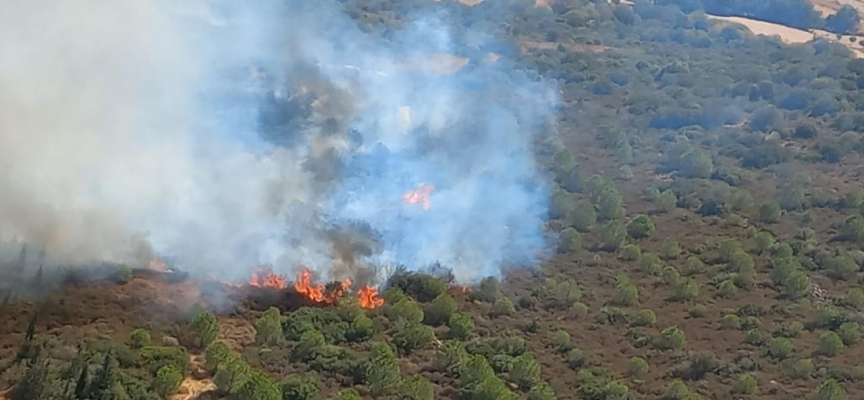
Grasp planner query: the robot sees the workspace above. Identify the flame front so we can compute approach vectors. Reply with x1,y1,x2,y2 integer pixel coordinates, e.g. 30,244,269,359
293,268,356,306
294,268,326,302
358,285,384,309
402,184,434,210
248,267,287,289
239,266,383,309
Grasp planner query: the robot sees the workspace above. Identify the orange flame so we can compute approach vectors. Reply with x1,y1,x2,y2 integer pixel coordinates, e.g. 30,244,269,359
358,285,385,309
293,268,355,305
294,268,326,302
248,267,287,289
238,267,384,309
403,184,434,210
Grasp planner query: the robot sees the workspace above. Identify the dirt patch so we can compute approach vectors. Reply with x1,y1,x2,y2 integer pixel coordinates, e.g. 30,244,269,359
170,355,216,400
709,15,816,43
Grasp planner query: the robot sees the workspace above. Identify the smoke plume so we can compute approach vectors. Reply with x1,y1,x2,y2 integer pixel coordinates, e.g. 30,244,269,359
0,0,556,283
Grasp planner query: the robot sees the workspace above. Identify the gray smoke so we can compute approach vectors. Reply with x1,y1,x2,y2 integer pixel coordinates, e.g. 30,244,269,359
0,0,556,284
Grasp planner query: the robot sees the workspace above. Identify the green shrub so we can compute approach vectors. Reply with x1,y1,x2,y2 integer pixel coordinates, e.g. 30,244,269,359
664,379,690,400
744,330,763,346
365,342,401,397
629,357,649,376
819,332,845,356
387,299,425,325
388,272,447,302
661,238,680,260
527,382,557,400
717,280,738,298
741,316,762,331
214,356,250,394
768,338,795,360
152,365,183,398
641,253,663,275
626,215,655,239
280,374,320,400
490,297,516,318
733,269,755,290
437,340,469,375
657,190,678,213
814,304,846,330
204,341,230,372
721,314,741,330
139,346,189,375
565,348,589,369
632,309,656,327
754,231,775,255
838,322,861,345
773,321,804,338
615,277,639,306
621,244,642,261
814,378,847,400
689,305,708,318
645,187,661,201
254,307,283,346
719,239,742,263
659,326,686,351
190,309,220,349
538,279,583,310
509,354,542,390
599,221,627,251
448,313,474,340
846,287,864,310
468,277,501,303
784,357,815,380
827,255,859,281
398,374,434,400
130,329,151,349
728,251,754,273
662,266,681,286
684,256,705,276
733,374,757,395
424,294,457,326
390,320,435,355
557,228,582,253
552,330,573,353
569,200,598,232
672,277,699,302
348,314,374,342
572,302,589,319
295,329,326,361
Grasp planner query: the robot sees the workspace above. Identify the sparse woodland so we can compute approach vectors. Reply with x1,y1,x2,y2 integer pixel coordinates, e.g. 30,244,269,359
8,0,864,399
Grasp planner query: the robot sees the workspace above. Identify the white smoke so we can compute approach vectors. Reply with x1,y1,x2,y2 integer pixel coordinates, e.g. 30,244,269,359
0,0,556,283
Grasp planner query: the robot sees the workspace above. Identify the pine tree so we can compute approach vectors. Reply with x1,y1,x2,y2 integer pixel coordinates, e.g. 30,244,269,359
9,344,49,400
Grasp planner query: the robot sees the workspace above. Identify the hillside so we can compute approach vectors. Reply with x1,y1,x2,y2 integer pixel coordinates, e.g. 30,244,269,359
6,0,864,400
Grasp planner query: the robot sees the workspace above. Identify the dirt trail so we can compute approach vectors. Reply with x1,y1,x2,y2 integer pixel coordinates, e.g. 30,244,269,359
170,355,216,400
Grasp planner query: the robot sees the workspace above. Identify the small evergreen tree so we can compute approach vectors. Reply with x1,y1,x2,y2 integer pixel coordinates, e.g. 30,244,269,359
190,309,220,349
254,307,283,346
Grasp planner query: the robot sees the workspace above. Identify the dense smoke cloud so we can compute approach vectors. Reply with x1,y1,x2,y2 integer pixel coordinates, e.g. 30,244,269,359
0,0,555,283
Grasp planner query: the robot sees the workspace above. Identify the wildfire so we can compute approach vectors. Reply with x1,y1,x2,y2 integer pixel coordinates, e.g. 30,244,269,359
402,184,434,210
237,267,384,309
248,267,287,289
358,285,385,309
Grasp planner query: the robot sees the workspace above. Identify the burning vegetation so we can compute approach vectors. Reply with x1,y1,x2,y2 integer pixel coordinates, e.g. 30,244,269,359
236,266,384,309
402,184,434,210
